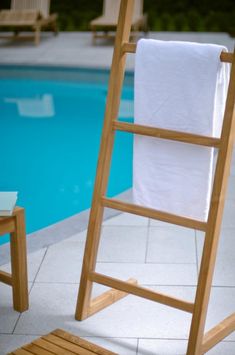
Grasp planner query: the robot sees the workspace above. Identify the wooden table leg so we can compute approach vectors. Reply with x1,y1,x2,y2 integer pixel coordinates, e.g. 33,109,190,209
10,208,29,312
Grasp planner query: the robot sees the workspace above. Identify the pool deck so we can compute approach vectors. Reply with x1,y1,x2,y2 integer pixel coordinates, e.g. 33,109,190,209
0,31,234,69
0,31,235,355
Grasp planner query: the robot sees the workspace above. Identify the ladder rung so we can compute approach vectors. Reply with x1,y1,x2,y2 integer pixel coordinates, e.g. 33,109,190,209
88,278,138,317
122,42,136,54
102,197,207,231
0,270,12,285
121,42,234,63
114,121,221,147
89,272,194,313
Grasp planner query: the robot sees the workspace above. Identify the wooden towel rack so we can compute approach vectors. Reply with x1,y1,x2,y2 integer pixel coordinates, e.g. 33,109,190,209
75,1,235,353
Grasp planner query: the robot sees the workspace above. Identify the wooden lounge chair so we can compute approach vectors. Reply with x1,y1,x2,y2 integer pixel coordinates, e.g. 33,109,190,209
0,0,58,45
90,0,147,44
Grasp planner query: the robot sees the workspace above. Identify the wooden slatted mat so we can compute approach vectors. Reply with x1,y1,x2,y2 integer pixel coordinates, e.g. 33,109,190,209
8,329,118,355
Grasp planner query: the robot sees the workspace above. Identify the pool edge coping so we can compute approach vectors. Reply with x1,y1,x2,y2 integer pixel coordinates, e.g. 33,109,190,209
0,189,132,265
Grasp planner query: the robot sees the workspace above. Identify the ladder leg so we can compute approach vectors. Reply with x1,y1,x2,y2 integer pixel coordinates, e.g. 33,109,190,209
75,0,135,321
187,228,222,354
75,203,105,320
187,53,235,354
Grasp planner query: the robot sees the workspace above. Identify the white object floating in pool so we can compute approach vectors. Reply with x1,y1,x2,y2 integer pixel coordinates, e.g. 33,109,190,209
118,99,134,119
5,94,55,118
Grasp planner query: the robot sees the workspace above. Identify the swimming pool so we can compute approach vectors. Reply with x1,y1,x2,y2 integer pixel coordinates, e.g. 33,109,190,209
0,65,134,244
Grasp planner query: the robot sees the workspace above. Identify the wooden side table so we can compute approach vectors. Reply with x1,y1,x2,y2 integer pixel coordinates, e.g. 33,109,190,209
0,207,29,312
8,329,118,354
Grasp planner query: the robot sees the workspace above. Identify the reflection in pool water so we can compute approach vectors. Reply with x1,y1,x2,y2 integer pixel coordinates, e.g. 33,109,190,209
5,94,55,118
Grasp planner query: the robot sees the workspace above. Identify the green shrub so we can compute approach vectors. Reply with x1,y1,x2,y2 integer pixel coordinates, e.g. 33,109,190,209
0,0,234,34
174,13,189,31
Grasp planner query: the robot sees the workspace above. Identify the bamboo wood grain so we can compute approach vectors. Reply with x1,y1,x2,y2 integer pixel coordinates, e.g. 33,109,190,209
202,313,235,353
186,49,235,354
75,0,135,321
102,197,207,231
0,270,12,285
22,344,52,355
10,208,29,312
32,338,75,355
41,334,93,355
113,121,221,147
121,42,234,63
88,278,138,317
53,329,117,355
8,329,118,355
90,272,194,313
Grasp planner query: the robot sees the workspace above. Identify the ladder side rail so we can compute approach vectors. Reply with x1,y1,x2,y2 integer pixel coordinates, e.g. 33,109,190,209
75,0,135,321
187,50,235,355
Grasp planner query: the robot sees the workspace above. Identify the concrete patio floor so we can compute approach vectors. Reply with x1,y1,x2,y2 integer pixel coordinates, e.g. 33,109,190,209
0,31,234,69
0,31,235,355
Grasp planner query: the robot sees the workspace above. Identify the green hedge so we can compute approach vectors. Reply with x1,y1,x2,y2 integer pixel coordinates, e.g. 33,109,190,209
1,0,234,35
151,11,235,34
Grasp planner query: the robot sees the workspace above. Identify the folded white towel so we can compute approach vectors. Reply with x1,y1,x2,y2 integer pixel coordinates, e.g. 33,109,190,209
133,39,229,221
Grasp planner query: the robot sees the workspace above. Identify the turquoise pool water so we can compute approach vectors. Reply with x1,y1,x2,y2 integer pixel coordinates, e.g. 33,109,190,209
0,66,134,244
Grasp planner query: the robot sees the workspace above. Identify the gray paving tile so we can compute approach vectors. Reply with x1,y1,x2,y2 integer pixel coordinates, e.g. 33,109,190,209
221,200,235,228
230,148,235,176
14,283,195,339
206,287,235,341
96,262,197,286
149,219,173,227
1,248,46,283
35,226,147,283
137,339,235,355
63,230,87,242
206,341,235,355
138,339,187,355
84,337,137,355
35,241,85,283
98,226,148,263
13,283,78,336
103,213,149,226
0,283,20,333
10,283,235,347
146,227,196,264
0,335,38,355
226,175,235,200
196,229,235,286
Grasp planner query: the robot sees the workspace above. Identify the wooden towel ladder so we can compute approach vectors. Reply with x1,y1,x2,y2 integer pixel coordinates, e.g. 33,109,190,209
75,1,235,353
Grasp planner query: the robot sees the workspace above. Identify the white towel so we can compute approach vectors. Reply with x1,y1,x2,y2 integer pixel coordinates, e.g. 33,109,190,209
133,39,229,221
